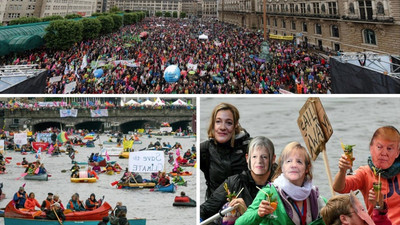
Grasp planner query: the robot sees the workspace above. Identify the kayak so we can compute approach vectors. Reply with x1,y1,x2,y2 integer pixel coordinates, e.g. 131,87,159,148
24,173,48,181
169,171,193,176
172,196,196,207
153,184,176,193
118,182,156,189
175,181,187,186
180,162,196,167
4,200,113,221
100,147,123,157
3,218,146,225
133,141,142,144
102,141,117,145
71,161,88,165
70,177,97,183
119,151,131,158
88,159,115,167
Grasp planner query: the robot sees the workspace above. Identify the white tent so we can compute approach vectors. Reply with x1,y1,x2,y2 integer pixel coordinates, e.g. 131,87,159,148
126,99,140,106
171,99,188,106
141,99,154,106
199,34,208,40
152,97,165,106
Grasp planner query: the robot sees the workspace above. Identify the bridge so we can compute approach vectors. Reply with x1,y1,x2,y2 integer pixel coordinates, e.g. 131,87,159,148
1,107,196,133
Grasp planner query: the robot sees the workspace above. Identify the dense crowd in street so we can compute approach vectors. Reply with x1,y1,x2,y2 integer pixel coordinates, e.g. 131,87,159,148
0,17,332,94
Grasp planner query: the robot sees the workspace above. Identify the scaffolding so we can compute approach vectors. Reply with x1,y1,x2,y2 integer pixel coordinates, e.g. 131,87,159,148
334,52,400,79
0,65,46,92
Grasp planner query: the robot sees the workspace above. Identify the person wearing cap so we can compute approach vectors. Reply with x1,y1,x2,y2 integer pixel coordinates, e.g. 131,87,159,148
201,136,276,224
24,192,41,211
333,126,400,224
46,202,66,221
67,193,85,211
320,191,391,225
41,192,54,213
85,193,101,210
13,186,28,209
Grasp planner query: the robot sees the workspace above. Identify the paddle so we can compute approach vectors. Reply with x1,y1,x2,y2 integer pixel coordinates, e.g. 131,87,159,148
16,173,28,180
5,157,12,160
111,181,119,186
53,207,63,225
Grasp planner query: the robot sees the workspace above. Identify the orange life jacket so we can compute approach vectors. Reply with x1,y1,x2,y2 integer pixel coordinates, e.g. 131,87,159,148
44,199,54,209
84,199,98,210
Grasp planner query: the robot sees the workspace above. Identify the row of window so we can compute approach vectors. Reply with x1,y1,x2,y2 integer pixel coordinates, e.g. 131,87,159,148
348,1,385,18
270,28,376,46
268,19,340,37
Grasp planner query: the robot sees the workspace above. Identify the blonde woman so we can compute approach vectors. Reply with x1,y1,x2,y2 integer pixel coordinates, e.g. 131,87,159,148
236,142,326,225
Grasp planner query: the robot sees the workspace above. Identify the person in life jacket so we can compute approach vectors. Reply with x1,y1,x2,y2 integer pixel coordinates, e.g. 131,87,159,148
41,192,54,213
67,193,85,211
53,194,65,210
21,157,29,165
85,193,102,210
46,202,66,221
87,167,98,179
13,186,28,209
24,192,41,211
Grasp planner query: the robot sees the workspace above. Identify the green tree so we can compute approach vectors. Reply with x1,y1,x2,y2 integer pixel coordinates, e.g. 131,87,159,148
123,13,135,25
109,6,121,13
9,17,41,25
41,15,64,22
155,11,162,17
97,16,114,34
80,18,101,40
164,11,171,17
110,14,122,31
44,20,83,50
173,11,178,18
180,12,187,18
65,14,82,19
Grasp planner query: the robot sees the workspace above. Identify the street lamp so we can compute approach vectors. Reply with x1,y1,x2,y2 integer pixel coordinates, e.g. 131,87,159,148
258,0,271,62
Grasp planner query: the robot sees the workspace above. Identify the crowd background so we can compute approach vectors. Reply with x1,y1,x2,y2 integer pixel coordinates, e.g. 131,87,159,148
0,17,333,94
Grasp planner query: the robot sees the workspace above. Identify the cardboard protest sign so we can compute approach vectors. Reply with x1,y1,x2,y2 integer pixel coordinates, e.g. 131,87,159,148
14,133,28,146
310,97,333,141
297,100,326,160
298,97,335,196
129,151,164,173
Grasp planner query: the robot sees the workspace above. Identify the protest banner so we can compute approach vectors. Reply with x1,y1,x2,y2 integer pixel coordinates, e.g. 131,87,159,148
60,109,78,118
90,109,108,117
14,133,28,146
298,97,334,195
49,76,62,83
129,151,164,173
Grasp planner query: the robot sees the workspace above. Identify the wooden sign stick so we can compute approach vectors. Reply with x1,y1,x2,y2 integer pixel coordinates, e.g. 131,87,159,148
321,144,335,196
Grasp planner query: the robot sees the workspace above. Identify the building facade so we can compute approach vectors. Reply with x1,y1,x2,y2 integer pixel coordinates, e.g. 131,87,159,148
201,0,217,18
218,0,400,55
0,0,97,24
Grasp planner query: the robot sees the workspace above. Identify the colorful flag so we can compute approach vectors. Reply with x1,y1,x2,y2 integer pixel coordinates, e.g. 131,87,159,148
36,148,41,159
123,140,133,150
106,151,110,161
57,132,68,143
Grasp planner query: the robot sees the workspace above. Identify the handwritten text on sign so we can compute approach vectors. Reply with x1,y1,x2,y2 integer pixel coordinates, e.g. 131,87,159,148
297,102,326,160
129,151,164,173
14,133,28,146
